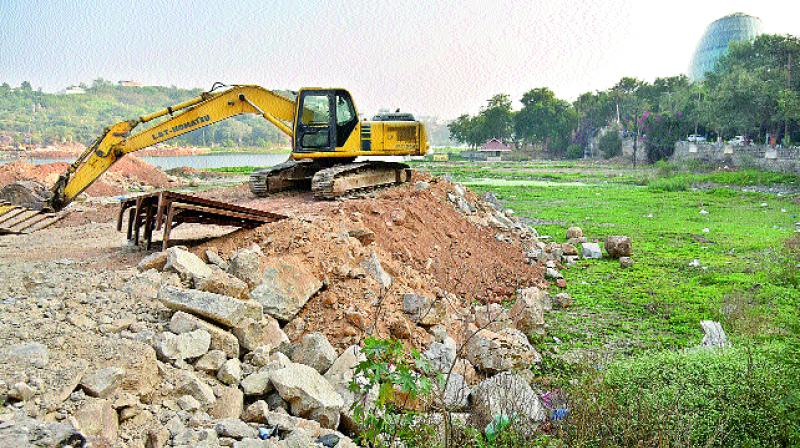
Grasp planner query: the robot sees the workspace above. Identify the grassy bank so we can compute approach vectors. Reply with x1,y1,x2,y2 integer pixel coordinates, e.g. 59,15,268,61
415,160,800,446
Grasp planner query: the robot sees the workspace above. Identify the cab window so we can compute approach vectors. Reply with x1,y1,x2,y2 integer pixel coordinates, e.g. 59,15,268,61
336,94,355,125
300,94,330,125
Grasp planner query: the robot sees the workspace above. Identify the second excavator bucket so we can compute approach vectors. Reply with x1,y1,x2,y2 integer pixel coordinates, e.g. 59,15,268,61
0,201,64,235
0,181,64,234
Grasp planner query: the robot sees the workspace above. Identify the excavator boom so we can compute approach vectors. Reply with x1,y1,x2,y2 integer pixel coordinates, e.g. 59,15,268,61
49,85,296,211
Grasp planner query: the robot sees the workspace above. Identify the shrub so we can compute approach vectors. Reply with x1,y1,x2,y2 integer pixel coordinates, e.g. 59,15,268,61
349,337,437,447
563,346,800,447
566,144,584,160
598,129,622,159
647,175,690,191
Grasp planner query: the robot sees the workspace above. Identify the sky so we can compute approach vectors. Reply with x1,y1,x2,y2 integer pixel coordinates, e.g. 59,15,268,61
1,0,799,119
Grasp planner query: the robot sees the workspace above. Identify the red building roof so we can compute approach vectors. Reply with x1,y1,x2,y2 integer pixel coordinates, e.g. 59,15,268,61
479,138,512,152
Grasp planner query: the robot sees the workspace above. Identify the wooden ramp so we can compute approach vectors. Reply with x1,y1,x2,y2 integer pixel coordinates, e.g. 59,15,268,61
0,201,64,235
117,191,286,250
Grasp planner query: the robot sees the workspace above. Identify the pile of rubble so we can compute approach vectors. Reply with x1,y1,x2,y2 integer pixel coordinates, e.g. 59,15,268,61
0,156,179,198
0,176,580,446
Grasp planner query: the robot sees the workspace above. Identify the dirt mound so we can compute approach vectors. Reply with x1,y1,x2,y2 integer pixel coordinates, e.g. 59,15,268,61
0,156,174,197
197,174,544,349
340,177,544,302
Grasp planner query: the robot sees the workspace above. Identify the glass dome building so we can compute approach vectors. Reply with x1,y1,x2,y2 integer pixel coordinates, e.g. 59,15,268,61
689,13,762,81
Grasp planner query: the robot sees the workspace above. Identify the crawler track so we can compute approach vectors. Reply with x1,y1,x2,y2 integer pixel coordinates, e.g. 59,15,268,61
311,161,412,199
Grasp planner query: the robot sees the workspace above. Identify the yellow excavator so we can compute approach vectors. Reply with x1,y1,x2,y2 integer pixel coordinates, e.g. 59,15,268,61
0,83,428,232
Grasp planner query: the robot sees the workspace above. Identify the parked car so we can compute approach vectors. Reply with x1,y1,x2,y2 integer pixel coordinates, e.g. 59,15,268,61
728,136,745,145
687,134,706,142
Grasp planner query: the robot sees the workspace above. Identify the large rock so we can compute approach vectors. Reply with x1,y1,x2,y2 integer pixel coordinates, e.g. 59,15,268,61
249,256,322,321
464,326,541,373
263,411,322,433
581,242,603,259
196,267,250,300
195,350,227,373
511,287,546,336
172,428,219,448
241,370,273,396
8,382,35,401
424,336,456,373
170,311,240,359
438,372,470,411
605,236,632,258
73,398,119,443
291,332,337,374
323,345,369,432
158,286,263,328
81,338,159,398
360,251,392,289
210,385,244,420
468,372,546,430
205,248,229,270
232,316,289,352
402,293,446,326
473,302,514,333
228,246,263,287
80,367,125,398
164,247,213,285
700,320,730,348
138,251,168,272
213,418,257,440
270,363,345,428
176,371,216,406
0,414,84,447
217,358,242,385
156,329,211,360
241,400,270,423
566,226,583,239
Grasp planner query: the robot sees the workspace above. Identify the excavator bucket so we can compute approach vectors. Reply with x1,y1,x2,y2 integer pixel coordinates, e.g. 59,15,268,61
0,201,64,234
0,181,64,234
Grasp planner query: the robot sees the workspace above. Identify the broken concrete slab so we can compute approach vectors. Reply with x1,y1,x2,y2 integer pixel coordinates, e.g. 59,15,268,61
158,286,263,329
249,256,322,321
270,363,345,429
169,311,240,359
232,316,289,352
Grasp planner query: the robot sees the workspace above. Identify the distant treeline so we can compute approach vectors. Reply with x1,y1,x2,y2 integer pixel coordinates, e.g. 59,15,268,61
0,79,288,148
448,34,800,162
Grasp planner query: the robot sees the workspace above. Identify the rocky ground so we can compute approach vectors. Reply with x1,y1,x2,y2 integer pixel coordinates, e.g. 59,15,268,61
0,170,618,447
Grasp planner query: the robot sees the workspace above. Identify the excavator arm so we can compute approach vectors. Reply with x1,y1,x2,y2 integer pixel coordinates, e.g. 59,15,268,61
49,84,297,211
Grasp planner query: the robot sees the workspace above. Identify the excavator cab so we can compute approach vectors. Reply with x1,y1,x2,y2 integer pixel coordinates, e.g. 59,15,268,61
293,89,358,154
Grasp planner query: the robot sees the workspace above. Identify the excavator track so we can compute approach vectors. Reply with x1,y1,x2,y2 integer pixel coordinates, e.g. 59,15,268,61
249,160,316,197
311,161,412,199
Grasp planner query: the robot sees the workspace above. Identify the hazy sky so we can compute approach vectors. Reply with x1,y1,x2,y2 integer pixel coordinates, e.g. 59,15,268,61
1,0,799,118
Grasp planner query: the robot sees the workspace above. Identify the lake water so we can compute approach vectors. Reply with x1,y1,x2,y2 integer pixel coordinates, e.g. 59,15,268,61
0,152,290,170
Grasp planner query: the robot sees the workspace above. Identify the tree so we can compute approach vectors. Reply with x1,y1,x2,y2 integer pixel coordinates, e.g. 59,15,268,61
514,87,576,155
642,112,691,161
447,94,513,148
612,77,649,165
480,94,514,143
447,114,485,148
573,90,615,154
598,128,622,159
704,34,800,144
